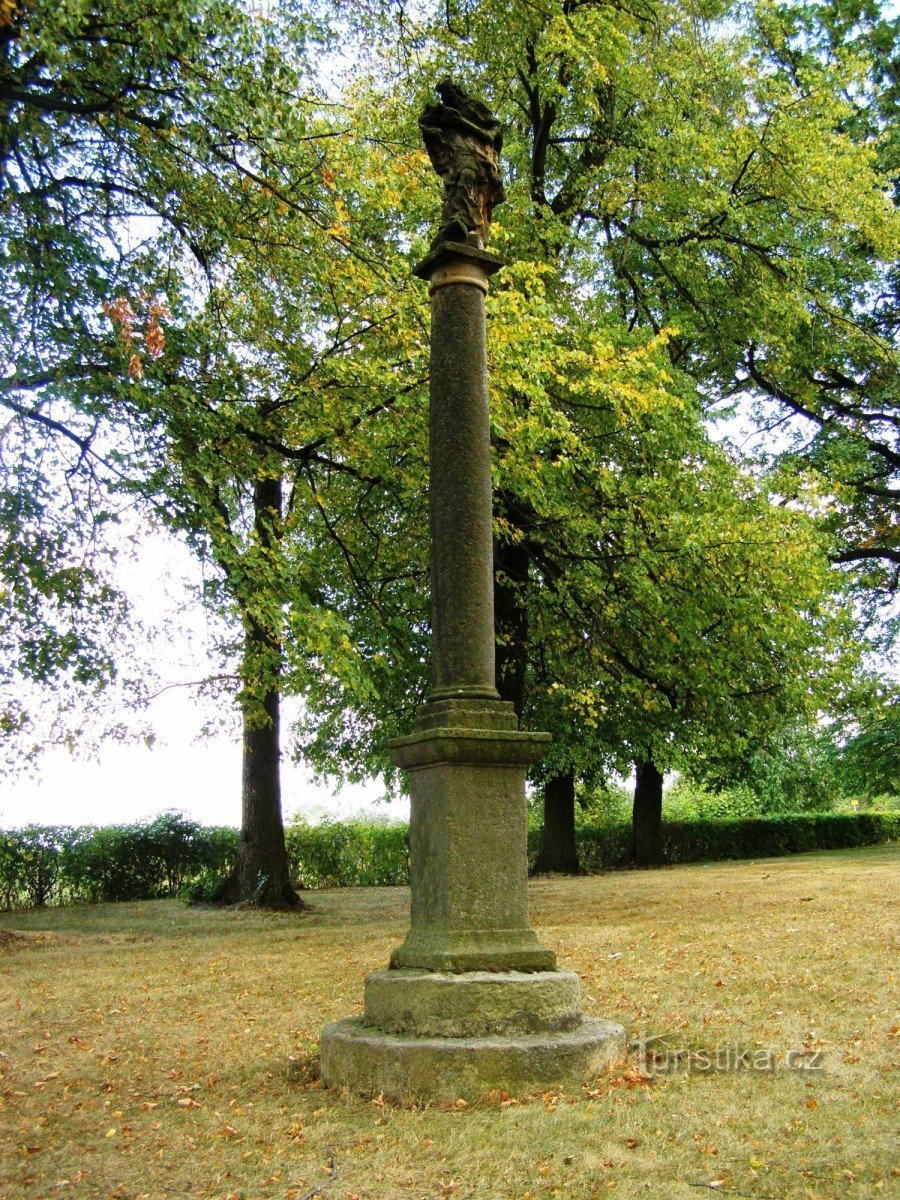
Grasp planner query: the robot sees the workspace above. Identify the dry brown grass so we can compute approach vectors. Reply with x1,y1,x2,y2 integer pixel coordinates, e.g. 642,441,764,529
0,846,897,1200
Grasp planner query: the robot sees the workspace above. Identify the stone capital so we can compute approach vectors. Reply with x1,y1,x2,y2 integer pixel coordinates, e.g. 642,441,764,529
413,241,505,293
389,726,551,771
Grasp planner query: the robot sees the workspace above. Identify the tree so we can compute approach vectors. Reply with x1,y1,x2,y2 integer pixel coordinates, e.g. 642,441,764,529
7,0,891,898
285,1,879,868
0,0,233,744
1,0,388,905
828,680,900,803
431,0,892,862
736,0,899,624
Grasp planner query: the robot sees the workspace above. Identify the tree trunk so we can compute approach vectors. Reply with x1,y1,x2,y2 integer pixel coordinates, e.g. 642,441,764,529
215,476,302,909
224,664,299,907
631,758,664,866
534,770,580,874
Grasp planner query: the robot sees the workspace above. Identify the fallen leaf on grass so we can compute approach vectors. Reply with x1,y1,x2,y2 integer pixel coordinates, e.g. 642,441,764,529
176,1097,201,1108
609,1068,653,1089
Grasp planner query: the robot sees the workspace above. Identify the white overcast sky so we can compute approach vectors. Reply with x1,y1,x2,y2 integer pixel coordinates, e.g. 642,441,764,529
0,528,402,831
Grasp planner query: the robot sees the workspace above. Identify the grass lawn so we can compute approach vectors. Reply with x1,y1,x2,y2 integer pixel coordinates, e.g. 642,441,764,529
0,845,897,1200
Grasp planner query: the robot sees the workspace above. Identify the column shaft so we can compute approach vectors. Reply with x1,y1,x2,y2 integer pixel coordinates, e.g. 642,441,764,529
429,280,498,700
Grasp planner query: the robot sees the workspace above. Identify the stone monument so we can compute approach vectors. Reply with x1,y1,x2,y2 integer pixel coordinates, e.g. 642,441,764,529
319,81,626,1101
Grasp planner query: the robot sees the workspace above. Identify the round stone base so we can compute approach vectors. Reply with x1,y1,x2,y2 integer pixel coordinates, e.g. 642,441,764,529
364,968,581,1036
320,1016,627,1103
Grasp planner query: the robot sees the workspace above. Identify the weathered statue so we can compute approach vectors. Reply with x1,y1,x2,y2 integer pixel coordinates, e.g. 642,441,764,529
419,79,505,250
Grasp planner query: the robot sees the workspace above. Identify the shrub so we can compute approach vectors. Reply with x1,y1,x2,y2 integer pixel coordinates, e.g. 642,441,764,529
0,811,893,909
179,870,229,905
2,826,74,907
0,815,239,909
658,811,900,865
664,778,772,821
548,811,899,872
286,818,409,888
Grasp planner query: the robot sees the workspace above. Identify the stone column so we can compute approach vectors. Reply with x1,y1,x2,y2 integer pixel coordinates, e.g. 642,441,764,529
423,246,501,702
386,241,554,973
318,82,625,1103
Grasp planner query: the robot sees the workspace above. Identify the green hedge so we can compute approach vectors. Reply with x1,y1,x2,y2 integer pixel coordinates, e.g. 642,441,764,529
526,810,900,871
0,815,238,909
657,811,900,865
285,819,409,888
0,814,409,908
0,811,895,909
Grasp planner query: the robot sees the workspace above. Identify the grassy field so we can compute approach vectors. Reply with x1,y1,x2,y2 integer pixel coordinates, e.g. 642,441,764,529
0,846,896,1200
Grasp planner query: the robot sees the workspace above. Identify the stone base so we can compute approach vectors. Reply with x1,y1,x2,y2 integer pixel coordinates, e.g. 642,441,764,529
364,968,582,1037
390,928,555,973
320,1015,626,1103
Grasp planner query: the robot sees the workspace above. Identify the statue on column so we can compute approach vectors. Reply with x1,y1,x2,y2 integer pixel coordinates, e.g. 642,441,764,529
419,80,506,250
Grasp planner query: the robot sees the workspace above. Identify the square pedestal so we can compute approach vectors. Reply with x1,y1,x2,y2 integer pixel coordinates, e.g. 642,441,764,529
388,698,554,972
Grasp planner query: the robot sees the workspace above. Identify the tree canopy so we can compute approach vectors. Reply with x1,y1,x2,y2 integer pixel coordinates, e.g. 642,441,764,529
1,0,896,891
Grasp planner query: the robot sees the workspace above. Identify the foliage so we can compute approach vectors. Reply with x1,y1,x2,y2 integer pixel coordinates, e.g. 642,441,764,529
285,817,409,889
383,0,899,620
527,810,899,871
656,811,900,865
2,808,894,908
677,684,900,812
666,719,847,817
0,0,421,902
290,0,880,800
0,0,281,741
577,780,632,825
833,682,900,800
0,824,73,908
663,778,775,822
0,814,237,909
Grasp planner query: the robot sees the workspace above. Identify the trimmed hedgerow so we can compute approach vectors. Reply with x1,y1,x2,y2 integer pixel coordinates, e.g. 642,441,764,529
527,810,898,871
0,815,238,909
0,811,895,909
285,818,409,889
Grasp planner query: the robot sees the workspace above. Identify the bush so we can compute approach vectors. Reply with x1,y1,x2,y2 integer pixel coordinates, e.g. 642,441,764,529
658,811,900,865
0,811,893,909
527,810,899,872
285,818,409,888
178,870,229,905
663,778,768,821
0,826,74,908
0,814,239,909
